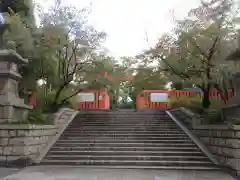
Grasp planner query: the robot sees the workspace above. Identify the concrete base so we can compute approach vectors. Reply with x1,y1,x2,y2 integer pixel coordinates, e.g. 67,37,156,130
3,166,235,180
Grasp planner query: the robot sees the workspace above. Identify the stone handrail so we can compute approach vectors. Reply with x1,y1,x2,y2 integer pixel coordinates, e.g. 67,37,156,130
179,107,240,177
0,108,79,166
165,110,220,165
34,108,78,163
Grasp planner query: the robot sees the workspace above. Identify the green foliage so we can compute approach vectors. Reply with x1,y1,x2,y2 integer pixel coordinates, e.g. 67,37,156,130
1,10,38,91
204,109,223,124
203,99,225,124
126,65,167,106
169,95,202,109
36,88,56,113
138,0,239,109
8,108,53,125
27,108,53,124
0,0,108,112
37,2,106,107
4,0,239,115
36,86,76,113
118,101,134,109
169,93,224,109
0,0,35,25
208,99,225,110
169,95,225,124
3,10,34,54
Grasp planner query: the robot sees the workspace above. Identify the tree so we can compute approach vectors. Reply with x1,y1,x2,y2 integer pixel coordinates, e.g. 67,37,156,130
82,55,117,90
142,0,239,109
0,0,34,22
0,0,43,92
122,63,167,107
35,1,106,109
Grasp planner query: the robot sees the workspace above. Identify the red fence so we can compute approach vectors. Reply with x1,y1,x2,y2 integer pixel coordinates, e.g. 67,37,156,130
171,90,233,99
136,90,234,109
136,90,170,109
78,89,234,110
78,89,110,110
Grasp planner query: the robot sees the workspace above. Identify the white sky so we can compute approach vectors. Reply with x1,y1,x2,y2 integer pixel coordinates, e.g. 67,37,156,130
34,0,201,58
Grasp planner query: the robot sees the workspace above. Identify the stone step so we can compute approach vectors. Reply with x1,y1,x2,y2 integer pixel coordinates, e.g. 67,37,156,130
71,122,175,126
80,111,166,114
76,116,170,118
75,115,171,121
75,118,171,121
41,110,220,170
79,113,167,115
57,139,193,143
78,116,169,118
74,117,172,123
77,114,168,116
54,142,196,147
51,146,200,152
76,117,168,119
63,130,184,133
67,124,178,128
75,120,174,123
65,127,181,131
40,159,214,167
61,133,187,137
59,136,190,140
47,150,204,156
66,127,180,130
38,164,222,170
44,155,209,161
69,124,177,127
71,122,177,125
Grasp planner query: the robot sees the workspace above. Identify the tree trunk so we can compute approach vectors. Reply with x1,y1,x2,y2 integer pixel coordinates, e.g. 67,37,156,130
51,83,68,111
203,54,212,109
202,85,211,109
229,79,235,96
213,83,227,104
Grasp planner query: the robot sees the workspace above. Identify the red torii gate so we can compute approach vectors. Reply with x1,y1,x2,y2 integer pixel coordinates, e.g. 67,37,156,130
103,72,135,81
78,72,135,110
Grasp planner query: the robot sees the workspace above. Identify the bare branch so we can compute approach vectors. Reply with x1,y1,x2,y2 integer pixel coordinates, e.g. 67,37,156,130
187,37,209,58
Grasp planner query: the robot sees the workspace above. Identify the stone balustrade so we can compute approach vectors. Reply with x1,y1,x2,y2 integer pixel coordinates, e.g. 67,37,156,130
194,125,240,176
180,107,240,177
0,108,78,166
0,124,56,166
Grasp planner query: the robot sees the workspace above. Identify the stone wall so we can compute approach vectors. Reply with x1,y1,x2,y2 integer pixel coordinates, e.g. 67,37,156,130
193,125,240,176
180,107,240,177
35,108,79,163
0,124,56,166
0,108,78,166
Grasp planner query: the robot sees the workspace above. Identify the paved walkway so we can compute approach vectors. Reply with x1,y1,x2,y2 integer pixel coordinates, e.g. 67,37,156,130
2,166,236,180
0,168,19,180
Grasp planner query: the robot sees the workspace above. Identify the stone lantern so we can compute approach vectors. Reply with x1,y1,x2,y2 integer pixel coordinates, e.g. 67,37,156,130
0,49,32,123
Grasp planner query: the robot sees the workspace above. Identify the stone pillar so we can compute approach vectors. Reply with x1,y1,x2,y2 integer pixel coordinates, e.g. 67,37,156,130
0,49,32,123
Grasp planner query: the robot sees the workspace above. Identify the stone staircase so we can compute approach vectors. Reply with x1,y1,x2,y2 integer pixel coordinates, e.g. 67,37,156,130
41,110,220,170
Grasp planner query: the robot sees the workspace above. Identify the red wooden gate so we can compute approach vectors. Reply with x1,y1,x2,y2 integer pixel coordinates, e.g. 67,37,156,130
136,90,170,109
78,89,109,110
